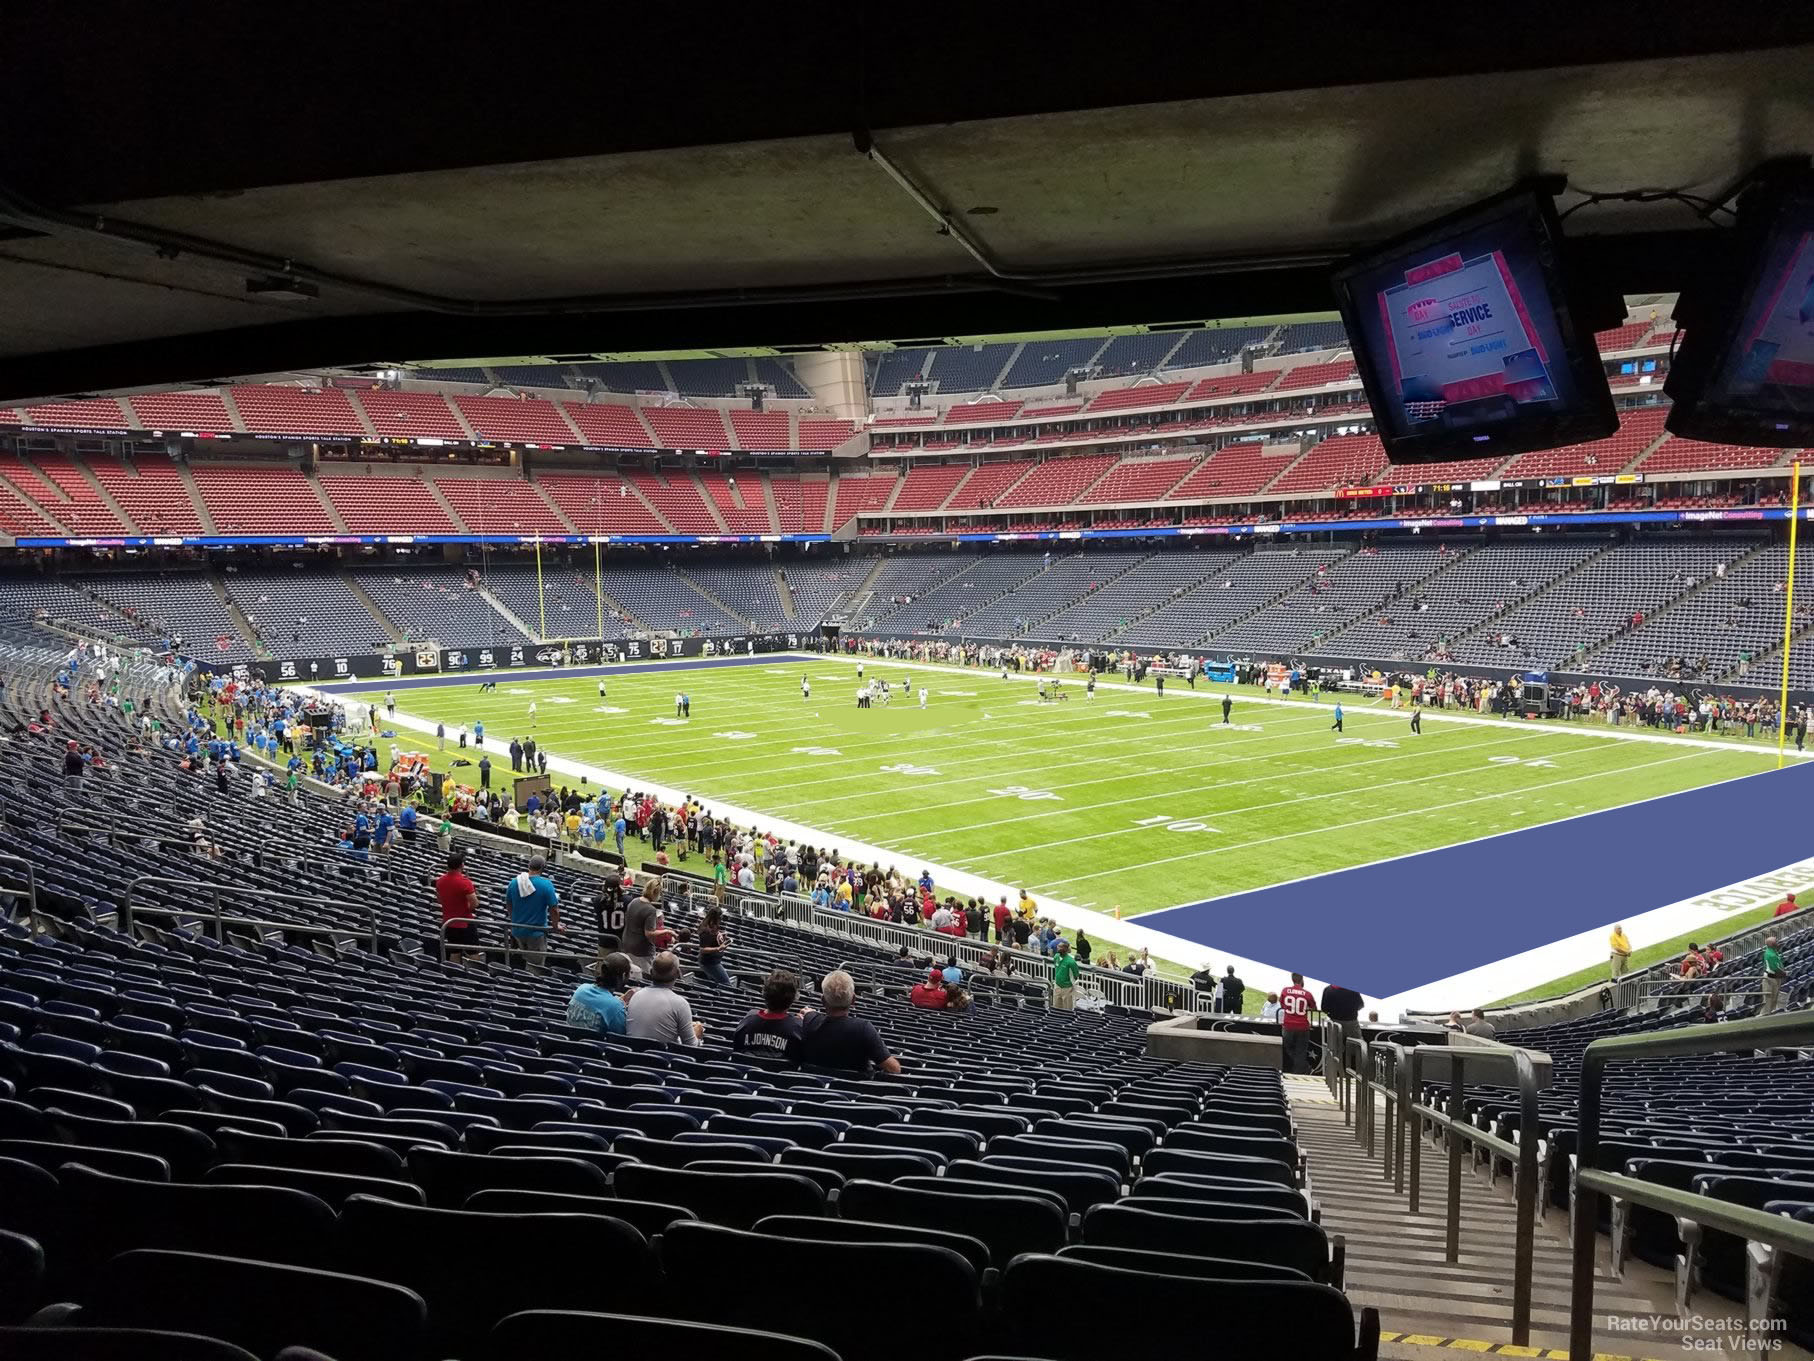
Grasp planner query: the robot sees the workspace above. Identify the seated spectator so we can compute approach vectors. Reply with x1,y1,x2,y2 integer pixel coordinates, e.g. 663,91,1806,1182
940,957,963,987
1463,1008,1496,1039
1255,992,1278,1020
910,968,949,1009
1679,944,1707,979
945,983,971,1013
566,953,631,1035
625,952,703,1047
731,969,804,1059
1775,892,1800,918
796,969,901,1074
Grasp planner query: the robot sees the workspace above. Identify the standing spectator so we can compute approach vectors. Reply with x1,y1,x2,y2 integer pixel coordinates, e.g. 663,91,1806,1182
1463,1008,1496,1039
1774,893,1800,918
1074,930,1092,965
732,970,804,1059
1221,965,1246,1015
621,878,664,974
1278,972,1316,1074
795,970,901,1074
1608,923,1632,979
504,854,560,968
566,953,631,1035
695,905,735,988
435,851,482,964
1761,935,1787,1014
478,754,492,791
1260,992,1282,1022
626,952,703,1047
1321,981,1364,1057
1051,939,1080,1010
992,896,1013,944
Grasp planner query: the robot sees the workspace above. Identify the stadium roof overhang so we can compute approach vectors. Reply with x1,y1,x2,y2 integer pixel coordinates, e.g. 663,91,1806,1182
1,10,1811,402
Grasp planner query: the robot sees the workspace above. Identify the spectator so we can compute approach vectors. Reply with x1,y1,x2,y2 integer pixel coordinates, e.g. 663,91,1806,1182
1190,962,1217,993
1260,991,1282,1021
1761,935,1786,1014
1074,930,1092,965
1463,1008,1497,1039
621,878,664,973
731,969,804,1059
992,896,1013,944
1678,944,1707,980
1220,965,1246,1014
1321,981,1364,1054
61,739,84,789
1775,892,1800,918
910,968,949,1009
796,969,901,1074
503,854,560,968
1278,972,1316,1074
625,952,703,1046
1608,923,1632,979
695,904,735,988
566,953,631,1035
940,957,963,987
434,851,482,964
1051,938,1080,1010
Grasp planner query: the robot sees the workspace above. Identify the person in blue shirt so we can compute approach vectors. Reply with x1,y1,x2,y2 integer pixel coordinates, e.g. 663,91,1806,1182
505,854,560,968
374,809,395,851
398,803,418,841
566,953,631,1035
1330,702,1344,734
351,811,372,850
613,812,627,857
526,793,541,816
472,719,484,748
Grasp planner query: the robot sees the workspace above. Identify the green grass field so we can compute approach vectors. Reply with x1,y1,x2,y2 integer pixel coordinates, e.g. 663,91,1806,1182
382,657,1780,932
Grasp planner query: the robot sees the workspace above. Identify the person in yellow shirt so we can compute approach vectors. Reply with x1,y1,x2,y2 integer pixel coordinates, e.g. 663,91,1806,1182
1018,891,1037,922
1609,924,1632,979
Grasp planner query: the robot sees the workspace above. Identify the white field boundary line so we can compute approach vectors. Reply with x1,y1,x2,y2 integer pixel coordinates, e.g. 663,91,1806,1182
1029,746,1711,895
939,731,1622,863
298,684,1275,999
1378,853,1814,1016
856,725,1552,852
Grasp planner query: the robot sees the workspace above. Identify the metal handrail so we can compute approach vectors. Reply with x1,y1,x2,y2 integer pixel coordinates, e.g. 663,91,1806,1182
1568,1010,1814,1361
122,875,380,954
437,915,578,966
0,851,39,928
1405,1042,1541,1345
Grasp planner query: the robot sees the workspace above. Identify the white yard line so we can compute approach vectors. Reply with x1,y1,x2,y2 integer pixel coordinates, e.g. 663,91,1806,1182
950,730,1600,862
1027,746,1712,894
830,725,1548,833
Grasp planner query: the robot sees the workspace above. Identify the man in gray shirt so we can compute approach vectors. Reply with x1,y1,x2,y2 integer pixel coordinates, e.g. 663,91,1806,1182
625,952,703,1047
1463,1008,1497,1039
620,880,663,971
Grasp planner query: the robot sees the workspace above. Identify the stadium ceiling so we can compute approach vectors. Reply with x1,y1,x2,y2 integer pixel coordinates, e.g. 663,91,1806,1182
1,11,1812,403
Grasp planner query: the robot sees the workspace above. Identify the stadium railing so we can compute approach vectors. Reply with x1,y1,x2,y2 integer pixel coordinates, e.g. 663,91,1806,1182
0,850,39,921
1327,1020,1542,1346
1568,1010,1814,1359
693,886,1210,1013
120,875,382,955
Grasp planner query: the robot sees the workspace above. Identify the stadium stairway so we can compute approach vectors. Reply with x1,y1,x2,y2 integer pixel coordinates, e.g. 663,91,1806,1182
775,567,798,621
341,571,406,644
675,570,755,630
174,463,214,533
1576,540,1776,673
474,582,540,641
1288,1077,1747,1359
206,573,261,655
422,479,470,532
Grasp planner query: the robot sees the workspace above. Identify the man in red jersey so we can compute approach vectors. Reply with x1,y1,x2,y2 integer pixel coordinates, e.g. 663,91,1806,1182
434,850,482,964
1278,972,1317,1074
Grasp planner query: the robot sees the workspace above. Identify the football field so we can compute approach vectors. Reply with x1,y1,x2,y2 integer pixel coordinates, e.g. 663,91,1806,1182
371,655,1782,926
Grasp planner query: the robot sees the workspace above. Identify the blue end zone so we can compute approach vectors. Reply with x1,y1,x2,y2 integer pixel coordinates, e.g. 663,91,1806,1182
1135,760,1814,996
316,653,819,695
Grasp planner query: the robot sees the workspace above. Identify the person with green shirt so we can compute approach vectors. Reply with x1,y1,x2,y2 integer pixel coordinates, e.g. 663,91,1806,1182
712,854,729,903
1762,935,1786,1014
1052,938,1081,1010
